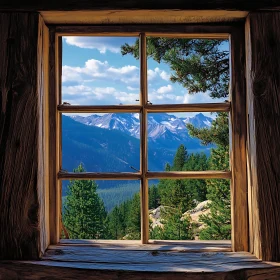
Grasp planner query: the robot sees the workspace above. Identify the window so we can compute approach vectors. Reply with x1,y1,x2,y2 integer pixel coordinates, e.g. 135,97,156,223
49,25,247,250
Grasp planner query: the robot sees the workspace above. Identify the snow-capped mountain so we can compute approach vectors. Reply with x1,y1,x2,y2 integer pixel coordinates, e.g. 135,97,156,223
70,113,213,149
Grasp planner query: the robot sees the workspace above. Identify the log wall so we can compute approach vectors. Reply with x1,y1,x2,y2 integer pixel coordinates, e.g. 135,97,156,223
246,12,280,261
0,0,279,11
0,12,44,260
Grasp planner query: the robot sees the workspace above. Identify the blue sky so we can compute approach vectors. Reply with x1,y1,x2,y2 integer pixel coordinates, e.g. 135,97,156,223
62,36,227,109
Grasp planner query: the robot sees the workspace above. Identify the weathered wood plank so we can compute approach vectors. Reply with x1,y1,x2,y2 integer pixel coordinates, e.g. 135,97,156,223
57,103,230,113
58,171,142,180
33,247,279,274
0,12,41,260
58,239,232,251
40,10,248,25
229,25,248,252
0,0,279,11
245,12,280,261
58,105,141,113
0,261,280,280
147,171,231,179
54,24,237,37
140,33,149,244
37,15,50,256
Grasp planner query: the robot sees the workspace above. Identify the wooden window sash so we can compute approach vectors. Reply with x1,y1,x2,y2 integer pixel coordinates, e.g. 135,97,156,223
50,26,247,251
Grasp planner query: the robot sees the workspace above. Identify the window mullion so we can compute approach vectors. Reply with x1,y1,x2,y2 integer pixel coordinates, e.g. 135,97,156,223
140,33,149,244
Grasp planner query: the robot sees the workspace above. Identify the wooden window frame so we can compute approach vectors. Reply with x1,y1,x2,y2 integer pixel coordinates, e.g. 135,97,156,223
49,24,247,251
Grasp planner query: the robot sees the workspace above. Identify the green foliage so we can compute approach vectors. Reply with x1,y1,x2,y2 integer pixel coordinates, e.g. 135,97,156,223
149,185,160,209
121,37,231,240
172,144,188,171
186,112,229,148
188,114,231,240
63,164,107,239
121,38,229,99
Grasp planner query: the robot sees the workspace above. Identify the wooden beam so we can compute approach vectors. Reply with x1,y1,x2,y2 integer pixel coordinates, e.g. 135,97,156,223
37,14,50,256
145,103,230,113
58,171,141,180
58,105,141,113
2,260,280,280
245,12,280,262
0,1,279,11
147,171,231,179
40,10,248,25
0,12,41,260
54,24,238,36
140,33,149,244
229,26,248,252
57,171,231,180
49,28,62,245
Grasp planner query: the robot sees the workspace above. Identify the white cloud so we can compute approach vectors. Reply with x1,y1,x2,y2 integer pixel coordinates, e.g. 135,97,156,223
157,85,173,94
62,85,139,105
148,67,171,82
64,37,120,53
127,86,139,91
62,58,139,85
159,71,170,81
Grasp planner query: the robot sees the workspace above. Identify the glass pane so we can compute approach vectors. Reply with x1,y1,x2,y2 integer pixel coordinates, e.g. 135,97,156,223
147,112,229,171
62,179,141,240
148,179,231,241
62,36,140,105
146,37,229,104
62,113,140,172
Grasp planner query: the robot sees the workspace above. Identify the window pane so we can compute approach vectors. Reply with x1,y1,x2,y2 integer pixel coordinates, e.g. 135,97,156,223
62,36,140,105
62,113,140,172
62,179,141,240
146,37,229,104
147,112,229,171
148,179,231,241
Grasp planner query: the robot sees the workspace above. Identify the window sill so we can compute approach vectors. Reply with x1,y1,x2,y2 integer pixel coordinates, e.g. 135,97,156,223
16,240,279,279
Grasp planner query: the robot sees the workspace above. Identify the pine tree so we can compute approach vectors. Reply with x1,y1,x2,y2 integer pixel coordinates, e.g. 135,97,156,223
187,113,231,239
122,38,231,240
63,164,107,239
172,144,188,171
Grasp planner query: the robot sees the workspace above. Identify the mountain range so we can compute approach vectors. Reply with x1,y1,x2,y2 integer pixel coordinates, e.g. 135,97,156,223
70,112,213,150
61,113,214,200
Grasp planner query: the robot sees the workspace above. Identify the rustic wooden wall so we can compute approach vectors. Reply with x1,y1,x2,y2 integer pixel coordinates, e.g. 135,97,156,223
0,12,43,260
246,12,280,261
0,0,279,11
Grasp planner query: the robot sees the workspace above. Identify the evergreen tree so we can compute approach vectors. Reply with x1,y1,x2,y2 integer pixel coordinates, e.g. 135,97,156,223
172,144,188,171
122,37,231,240
187,113,231,239
121,38,229,99
63,164,107,239
149,185,160,209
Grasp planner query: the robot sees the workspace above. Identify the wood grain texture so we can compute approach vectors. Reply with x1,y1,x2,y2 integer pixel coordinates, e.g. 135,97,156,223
54,23,237,36
245,12,280,261
0,13,41,260
229,26,248,252
58,171,141,180
0,0,279,11
59,239,232,252
37,15,50,256
140,33,149,244
41,10,248,25
146,171,231,179
49,28,62,245
58,104,141,113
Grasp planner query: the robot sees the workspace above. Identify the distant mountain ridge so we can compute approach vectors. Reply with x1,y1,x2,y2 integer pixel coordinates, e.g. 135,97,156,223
70,113,213,150
61,113,214,204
